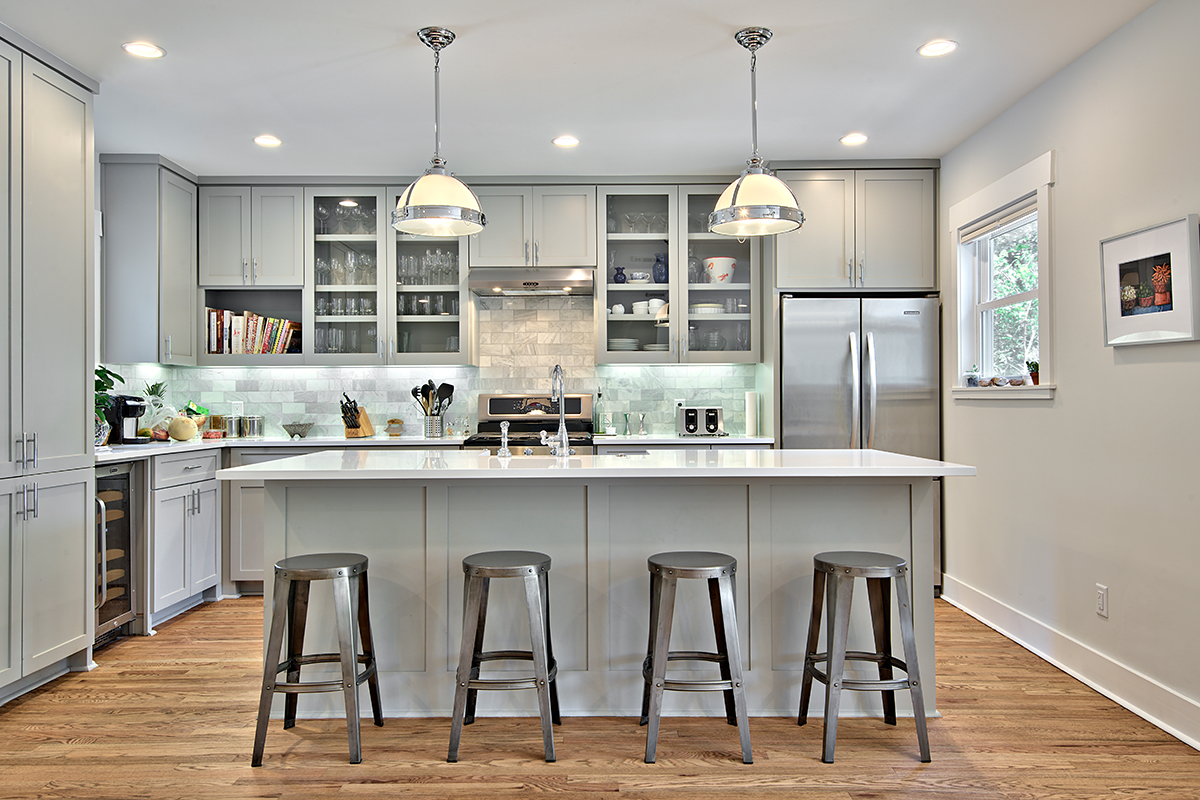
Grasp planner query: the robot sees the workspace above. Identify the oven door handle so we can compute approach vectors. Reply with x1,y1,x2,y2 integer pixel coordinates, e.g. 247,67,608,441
96,495,108,610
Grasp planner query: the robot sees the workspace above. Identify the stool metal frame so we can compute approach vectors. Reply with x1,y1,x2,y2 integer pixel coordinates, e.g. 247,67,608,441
640,551,752,764
252,552,383,766
449,550,561,763
798,550,930,763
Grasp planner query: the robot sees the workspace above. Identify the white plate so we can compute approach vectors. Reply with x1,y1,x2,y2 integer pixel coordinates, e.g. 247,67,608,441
627,278,651,284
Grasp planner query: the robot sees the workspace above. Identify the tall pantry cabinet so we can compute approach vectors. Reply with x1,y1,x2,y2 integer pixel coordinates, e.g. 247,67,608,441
0,39,96,695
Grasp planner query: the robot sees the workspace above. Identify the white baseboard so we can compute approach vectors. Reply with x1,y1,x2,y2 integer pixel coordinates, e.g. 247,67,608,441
942,575,1200,752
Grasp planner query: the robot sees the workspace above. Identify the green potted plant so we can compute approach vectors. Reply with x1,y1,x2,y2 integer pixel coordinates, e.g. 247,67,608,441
1026,360,1040,386
964,363,980,388
1137,282,1154,307
94,365,124,445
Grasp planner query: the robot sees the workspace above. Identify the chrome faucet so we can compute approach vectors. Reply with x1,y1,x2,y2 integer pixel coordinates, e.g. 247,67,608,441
498,420,512,458
539,364,573,456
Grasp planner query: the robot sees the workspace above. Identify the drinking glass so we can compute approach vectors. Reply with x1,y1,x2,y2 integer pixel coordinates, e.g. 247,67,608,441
624,213,637,233
434,294,446,315
347,326,360,353
345,251,359,286
735,322,750,350
334,205,353,234
331,258,346,285
316,295,329,315
331,296,344,316
361,296,374,316
346,296,359,316
445,335,459,352
315,257,329,284
363,206,377,234
365,324,377,351
418,294,432,315
315,327,327,353
450,295,460,315
314,203,331,234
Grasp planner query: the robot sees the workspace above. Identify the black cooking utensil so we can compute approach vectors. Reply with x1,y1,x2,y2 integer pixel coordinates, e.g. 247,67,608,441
435,382,454,416
341,392,360,428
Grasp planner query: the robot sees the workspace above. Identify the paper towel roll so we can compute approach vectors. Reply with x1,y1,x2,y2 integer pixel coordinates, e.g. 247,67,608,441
745,391,759,437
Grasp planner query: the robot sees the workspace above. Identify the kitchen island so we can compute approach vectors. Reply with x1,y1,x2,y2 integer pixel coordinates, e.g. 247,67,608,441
218,448,974,719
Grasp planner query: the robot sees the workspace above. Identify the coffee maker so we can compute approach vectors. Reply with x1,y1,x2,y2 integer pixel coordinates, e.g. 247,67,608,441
105,395,150,445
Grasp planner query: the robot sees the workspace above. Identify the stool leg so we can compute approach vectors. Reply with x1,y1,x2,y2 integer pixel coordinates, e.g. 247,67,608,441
895,568,931,763
866,576,897,726
252,570,292,767
524,571,556,762
334,572,364,764
707,577,737,726
282,578,310,729
716,573,752,764
449,573,485,762
463,577,490,726
821,571,854,764
538,569,562,725
798,569,826,725
357,571,384,727
639,568,663,726
644,572,677,764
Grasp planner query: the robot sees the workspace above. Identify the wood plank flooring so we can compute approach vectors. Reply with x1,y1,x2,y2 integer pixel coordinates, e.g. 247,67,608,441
1,598,1197,799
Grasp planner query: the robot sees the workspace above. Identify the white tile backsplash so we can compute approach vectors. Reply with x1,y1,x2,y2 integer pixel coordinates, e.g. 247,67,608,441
104,297,756,438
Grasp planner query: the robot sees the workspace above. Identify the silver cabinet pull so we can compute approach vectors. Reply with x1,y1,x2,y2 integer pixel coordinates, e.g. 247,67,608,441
96,496,108,610
533,240,539,266
27,433,36,469
251,257,258,285
858,259,864,287
524,240,530,266
15,434,25,469
242,257,249,285
166,335,173,361
182,464,204,471
17,484,27,521
847,261,854,287
30,482,38,519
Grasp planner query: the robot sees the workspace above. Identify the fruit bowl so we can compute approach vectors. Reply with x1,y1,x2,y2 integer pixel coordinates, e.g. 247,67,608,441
283,422,314,439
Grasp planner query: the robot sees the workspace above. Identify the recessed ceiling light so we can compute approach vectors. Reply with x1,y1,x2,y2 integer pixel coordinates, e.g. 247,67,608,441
840,132,868,146
254,135,282,147
918,39,958,57
338,199,358,207
552,135,579,148
122,41,165,59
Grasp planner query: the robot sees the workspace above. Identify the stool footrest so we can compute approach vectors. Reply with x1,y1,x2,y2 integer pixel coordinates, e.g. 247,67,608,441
641,651,736,692
465,651,558,692
805,650,911,690
270,653,377,694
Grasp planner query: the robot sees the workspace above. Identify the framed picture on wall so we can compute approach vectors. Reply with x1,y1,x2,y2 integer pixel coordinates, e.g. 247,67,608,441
1100,214,1200,346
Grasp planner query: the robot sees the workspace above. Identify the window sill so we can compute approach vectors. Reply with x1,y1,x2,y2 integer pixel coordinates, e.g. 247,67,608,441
951,384,1056,400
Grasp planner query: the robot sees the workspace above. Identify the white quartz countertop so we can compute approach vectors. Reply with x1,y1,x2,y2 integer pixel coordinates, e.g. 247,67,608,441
94,434,466,464
593,434,775,446
217,448,975,481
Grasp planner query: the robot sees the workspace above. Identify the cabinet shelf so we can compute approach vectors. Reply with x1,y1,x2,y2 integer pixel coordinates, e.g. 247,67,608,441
196,353,303,366
315,233,378,242
688,313,751,321
315,284,378,292
315,315,378,323
607,283,670,291
398,315,461,323
686,283,752,291
395,283,459,292
607,233,669,241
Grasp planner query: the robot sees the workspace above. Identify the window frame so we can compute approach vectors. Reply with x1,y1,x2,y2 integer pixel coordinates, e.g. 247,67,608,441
969,205,1039,376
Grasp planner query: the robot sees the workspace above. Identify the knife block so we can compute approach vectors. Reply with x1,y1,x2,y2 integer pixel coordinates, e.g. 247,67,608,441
344,408,374,438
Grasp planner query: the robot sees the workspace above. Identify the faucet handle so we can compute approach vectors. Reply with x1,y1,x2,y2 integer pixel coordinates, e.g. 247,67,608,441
498,420,512,458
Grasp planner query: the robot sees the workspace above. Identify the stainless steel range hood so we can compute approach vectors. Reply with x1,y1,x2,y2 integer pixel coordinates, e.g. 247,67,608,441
469,267,593,296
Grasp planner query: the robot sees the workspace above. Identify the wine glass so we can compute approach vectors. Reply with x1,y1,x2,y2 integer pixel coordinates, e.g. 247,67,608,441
624,213,637,233
334,205,353,234
314,203,331,234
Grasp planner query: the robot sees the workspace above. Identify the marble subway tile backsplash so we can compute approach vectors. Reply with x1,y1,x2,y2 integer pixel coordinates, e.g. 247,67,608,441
104,297,758,438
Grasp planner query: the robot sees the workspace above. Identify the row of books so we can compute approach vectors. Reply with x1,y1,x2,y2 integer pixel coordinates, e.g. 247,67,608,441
206,309,301,354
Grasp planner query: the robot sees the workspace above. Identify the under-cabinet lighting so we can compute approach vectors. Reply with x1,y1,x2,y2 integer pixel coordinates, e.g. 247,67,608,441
339,199,358,207
254,135,282,147
552,135,580,148
122,41,165,59
918,39,958,57
840,132,868,146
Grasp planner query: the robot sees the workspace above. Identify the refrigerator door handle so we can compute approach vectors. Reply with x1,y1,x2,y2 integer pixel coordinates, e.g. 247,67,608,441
96,496,108,610
849,332,861,449
865,331,878,449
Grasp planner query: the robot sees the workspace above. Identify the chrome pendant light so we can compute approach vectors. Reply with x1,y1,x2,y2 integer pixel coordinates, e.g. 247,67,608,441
709,27,804,237
393,27,486,237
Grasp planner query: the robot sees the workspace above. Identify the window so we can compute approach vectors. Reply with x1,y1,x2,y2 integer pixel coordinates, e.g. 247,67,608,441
950,151,1053,392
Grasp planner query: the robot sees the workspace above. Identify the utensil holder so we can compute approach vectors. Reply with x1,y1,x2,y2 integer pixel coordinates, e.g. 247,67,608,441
344,408,374,438
423,416,443,439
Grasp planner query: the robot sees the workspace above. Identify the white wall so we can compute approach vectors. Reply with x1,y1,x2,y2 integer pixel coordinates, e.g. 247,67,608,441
940,0,1200,747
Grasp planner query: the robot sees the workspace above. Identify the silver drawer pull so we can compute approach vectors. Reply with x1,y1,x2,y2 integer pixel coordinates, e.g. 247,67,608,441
182,464,204,471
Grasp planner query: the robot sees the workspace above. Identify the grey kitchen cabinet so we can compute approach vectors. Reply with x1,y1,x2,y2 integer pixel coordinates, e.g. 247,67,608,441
100,156,199,366
774,169,935,290
199,185,304,286
150,451,219,621
469,186,596,267
0,469,93,690
226,447,318,582
0,42,94,479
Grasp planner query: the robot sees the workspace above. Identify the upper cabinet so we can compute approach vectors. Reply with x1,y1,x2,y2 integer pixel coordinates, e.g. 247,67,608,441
199,186,304,286
469,186,596,267
101,156,199,366
774,169,935,290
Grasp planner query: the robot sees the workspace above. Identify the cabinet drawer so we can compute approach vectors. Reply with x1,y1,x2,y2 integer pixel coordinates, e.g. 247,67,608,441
153,450,220,489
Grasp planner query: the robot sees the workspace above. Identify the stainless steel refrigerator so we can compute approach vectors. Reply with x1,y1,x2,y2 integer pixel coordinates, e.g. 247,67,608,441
780,295,942,584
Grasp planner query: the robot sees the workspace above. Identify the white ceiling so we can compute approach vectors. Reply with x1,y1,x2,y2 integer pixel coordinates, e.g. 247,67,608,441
0,0,1158,179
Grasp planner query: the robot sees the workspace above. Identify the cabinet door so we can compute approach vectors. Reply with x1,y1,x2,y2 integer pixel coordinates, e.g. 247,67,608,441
199,186,251,285
251,187,304,286
469,187,533,267
854,169,935,289
21,469,91,674
159,169,198,365
0,480,17,686
188,480,219,595
774,171,855,289
228,480,265,582
151,485,190,612
21,59,92,474
532,186,596,266
0,43,18,480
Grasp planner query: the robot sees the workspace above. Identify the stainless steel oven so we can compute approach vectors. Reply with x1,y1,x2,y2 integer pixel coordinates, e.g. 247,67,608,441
463,393,594,455
95,462,139,644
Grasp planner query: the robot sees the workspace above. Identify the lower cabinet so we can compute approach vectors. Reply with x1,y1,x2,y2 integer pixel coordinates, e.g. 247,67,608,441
151,480,219,612
0,469,92,690
227,448,318,582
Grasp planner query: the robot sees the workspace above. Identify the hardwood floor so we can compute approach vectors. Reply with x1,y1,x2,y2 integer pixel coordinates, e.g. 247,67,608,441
1,598,1197,799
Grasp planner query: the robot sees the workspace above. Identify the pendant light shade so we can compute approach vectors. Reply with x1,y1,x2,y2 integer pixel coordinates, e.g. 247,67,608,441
393,27,486,237
709,27,803,237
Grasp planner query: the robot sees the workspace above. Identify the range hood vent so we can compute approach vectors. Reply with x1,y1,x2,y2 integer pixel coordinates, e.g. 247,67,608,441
469,267,594,296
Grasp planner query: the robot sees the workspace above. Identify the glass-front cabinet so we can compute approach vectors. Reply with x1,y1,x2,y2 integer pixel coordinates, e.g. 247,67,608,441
305,188,387,365
596,185,759,364
383,186,472,365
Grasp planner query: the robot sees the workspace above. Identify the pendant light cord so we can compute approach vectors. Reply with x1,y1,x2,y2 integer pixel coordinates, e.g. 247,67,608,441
749,49,758,162
432,48,441,163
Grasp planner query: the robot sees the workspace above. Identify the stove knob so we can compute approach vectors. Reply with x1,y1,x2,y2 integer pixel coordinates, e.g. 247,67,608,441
523,448,534,456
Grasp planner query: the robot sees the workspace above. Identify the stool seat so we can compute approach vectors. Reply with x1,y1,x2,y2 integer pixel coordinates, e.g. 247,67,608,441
450,550,560,763
799,550,929,764
252,551,382,766
641,550,751,764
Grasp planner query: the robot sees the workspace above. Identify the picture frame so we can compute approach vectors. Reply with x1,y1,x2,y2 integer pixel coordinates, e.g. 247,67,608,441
1100,214,1200,346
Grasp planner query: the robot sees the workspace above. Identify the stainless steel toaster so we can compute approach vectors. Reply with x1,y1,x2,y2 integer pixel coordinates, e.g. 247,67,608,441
677,406,726,436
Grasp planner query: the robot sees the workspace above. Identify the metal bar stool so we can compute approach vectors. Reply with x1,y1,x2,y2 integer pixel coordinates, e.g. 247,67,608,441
251,552,383,766
449,550,561,763
640,551,752,764
797,550,930,763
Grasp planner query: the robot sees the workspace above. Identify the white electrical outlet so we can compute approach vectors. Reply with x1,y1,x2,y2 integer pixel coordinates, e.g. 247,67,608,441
674,399,685,410
231,400,245,416
1095,584,1108,618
